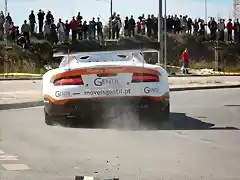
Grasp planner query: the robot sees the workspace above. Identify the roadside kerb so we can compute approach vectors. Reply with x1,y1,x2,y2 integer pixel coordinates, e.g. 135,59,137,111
1,84,240,110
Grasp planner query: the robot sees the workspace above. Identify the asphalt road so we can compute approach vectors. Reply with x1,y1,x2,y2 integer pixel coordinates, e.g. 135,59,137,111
0,89,240,180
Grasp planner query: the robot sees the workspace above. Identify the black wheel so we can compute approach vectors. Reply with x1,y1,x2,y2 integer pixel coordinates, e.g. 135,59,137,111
147,103,170,122
44,109,66,126
162,103,170,121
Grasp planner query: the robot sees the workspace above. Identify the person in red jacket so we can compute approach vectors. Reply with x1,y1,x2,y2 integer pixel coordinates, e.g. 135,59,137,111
69,16,79,42
181,48,189,74
226,19,233,42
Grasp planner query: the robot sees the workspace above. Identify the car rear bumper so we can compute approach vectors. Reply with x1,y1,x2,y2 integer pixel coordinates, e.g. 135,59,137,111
44,94,169,117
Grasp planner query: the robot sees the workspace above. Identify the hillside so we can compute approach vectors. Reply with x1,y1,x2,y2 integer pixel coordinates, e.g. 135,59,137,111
0,33,240,74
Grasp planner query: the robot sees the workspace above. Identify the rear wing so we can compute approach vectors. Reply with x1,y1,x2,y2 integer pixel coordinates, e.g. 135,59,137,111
53,42,160,57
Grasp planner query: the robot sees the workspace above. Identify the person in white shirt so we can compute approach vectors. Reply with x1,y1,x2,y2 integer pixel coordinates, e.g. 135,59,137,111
57,18,65,44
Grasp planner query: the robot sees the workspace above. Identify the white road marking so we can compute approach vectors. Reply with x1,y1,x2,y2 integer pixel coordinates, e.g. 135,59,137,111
0,150,4,154
0,155,19,160
2,164,30,171
83,176,94,180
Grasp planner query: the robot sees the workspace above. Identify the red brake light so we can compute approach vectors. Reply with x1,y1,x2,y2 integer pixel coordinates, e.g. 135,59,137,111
131,73,159,83
53,75,84,86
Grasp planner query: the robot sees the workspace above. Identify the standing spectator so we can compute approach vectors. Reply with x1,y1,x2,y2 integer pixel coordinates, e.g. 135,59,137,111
179,15,184,33
124,16,129,37
21,20,30,44
76,12,83,23
15,26,19,38
9,22,15,41
69,16,79,42
78,21,83,40
96,17,103,41
226,19,233,43
182,16,188,33
57,18,65,44
141,20,146,35
136,21,141,34
29,10,36,33
217,19,225,41
0,11,5,40
50,21,58,44
6,13,12,24
115,14,122,39
233,19,240,43
46,11,54,24
37,9,45,33
90,17,96,39
138,14,145,22
64,20,70,43
174,15,181,34
43,21,51,41
181,48,189,74
112,16,118,39
108,17,112,39
187,17,193,34
193,19,199,36
82,21,88,40
208,17,217,41
199,20,205,36
152,16,158,37
128,15,135,37
4,19,10,40
146,14,153,37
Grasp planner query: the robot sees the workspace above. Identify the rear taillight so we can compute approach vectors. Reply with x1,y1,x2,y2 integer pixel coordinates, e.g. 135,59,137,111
131,73,159,83
53,75,84,86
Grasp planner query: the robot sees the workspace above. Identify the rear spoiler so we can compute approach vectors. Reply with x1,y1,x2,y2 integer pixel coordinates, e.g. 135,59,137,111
53,42,160,57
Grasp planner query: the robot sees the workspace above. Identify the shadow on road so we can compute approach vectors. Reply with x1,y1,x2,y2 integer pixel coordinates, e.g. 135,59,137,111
58,112,239,131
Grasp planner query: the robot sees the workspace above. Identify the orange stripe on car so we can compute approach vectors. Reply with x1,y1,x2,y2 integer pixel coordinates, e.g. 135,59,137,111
51,67,160,81
44,94,165,105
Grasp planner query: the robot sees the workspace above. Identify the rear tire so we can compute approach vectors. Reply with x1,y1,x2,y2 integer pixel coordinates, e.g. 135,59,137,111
148,103,170,122
44,109,66,126
162,103,170,121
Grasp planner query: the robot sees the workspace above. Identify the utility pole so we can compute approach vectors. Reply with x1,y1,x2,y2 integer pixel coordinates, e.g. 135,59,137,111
110,0,113,39
158,0,163,65
4,0,7,47
204,0,208,38
4,0,8,75
164,0,167,69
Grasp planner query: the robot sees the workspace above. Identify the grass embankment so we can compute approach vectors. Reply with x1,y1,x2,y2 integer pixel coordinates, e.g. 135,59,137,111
0,33,240,75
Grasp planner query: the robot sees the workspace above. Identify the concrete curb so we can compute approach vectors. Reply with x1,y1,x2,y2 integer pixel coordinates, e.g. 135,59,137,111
0,101,43,110
170,84,240,91
0,77,43,81
1,84,240,110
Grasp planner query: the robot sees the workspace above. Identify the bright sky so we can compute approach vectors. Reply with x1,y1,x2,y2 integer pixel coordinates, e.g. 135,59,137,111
0,0,232,26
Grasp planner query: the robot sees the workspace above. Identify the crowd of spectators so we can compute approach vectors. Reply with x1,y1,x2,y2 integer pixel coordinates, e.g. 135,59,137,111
0,9,240,48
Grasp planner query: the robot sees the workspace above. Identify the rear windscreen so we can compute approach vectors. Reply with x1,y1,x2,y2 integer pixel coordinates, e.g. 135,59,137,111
75,53,133,63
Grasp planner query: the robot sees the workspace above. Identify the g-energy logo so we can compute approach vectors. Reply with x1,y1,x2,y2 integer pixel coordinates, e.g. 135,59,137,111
144,87,159,94
94,78,119,86
55,91,71,97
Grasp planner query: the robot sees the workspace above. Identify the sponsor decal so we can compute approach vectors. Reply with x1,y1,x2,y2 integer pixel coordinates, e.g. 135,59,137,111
55,91,72,97
87,67,126,73
84,89,131,96
144,87,159,94
94,78,119,86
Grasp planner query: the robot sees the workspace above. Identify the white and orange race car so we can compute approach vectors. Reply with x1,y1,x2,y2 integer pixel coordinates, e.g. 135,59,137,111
43,49,170,126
